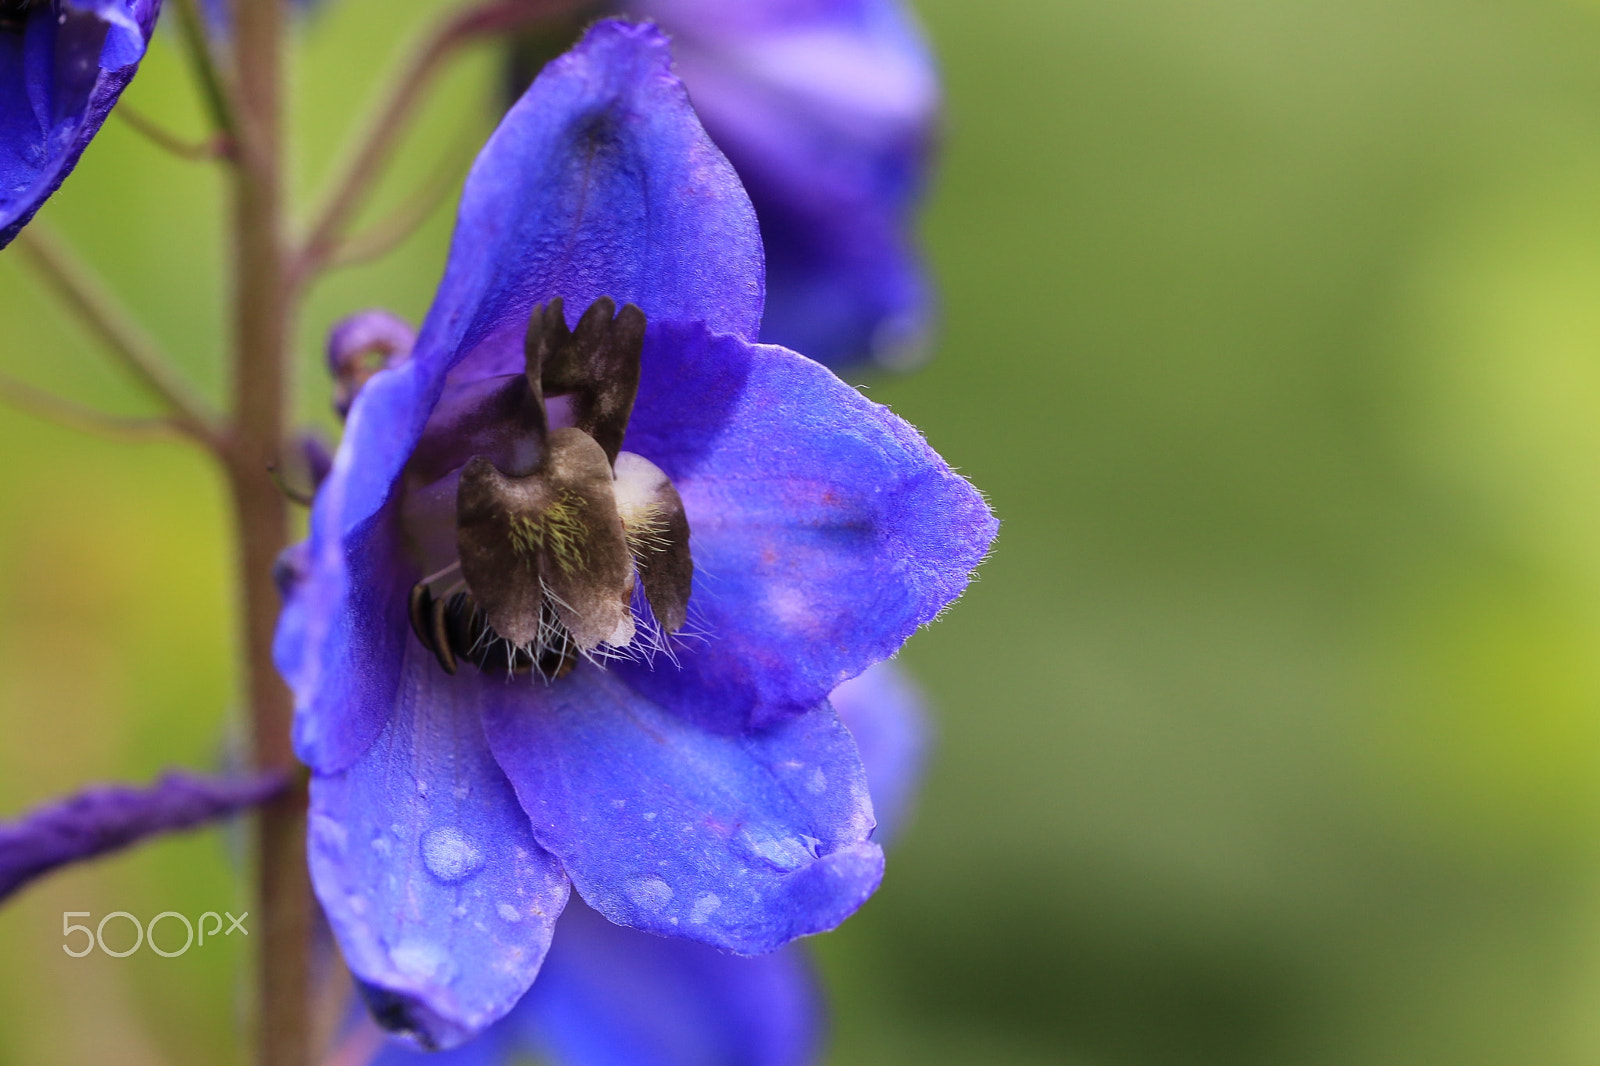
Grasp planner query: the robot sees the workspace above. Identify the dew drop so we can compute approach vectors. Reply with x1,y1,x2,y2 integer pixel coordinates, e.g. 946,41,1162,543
626,876,673,912
689,893,721,924
420,826,484,883
391,940,453,982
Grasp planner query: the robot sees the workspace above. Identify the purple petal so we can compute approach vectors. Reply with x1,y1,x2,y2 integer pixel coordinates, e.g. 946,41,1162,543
309,648,569,1050
633,0,937,368
369,899,818,1066
483,664,883,955
830,659,928,845
433,17,762,387
282,20,763,771
517,897,820,1066
277,491,414,773
618,321,996,732
0,770,283,903
0,0,161,247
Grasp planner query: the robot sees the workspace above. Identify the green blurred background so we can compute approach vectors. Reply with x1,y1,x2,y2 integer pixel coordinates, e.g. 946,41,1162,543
8,0,1600,1061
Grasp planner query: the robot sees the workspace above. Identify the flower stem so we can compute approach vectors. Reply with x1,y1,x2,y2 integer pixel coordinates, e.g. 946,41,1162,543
116,105,230,162
229,2,309,1065
0,371,189,442
324,125,481,271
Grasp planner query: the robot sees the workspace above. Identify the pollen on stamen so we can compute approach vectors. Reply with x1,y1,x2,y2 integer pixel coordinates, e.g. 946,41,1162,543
507,490,589,577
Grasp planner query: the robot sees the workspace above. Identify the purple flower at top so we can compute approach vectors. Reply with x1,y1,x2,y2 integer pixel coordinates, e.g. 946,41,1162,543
615,0,940,369
277,18,991,1052
366,660,927,1066
0,0,161,248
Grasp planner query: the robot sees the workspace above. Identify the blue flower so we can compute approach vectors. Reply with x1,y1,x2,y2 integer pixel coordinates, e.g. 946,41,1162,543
618,0,940,370
0,0,161,248
277,19,992,1050
366,660,926,1066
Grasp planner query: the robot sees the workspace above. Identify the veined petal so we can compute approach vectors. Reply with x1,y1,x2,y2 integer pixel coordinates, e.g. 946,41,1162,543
0,0,161,247
436,18,763,373
830,659,928,845
619,321,995,732
309,648,569,1051
430,17,762,397
483,664,883,955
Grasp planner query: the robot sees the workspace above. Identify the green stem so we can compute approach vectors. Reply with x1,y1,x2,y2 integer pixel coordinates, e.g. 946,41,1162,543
228,2,309,1065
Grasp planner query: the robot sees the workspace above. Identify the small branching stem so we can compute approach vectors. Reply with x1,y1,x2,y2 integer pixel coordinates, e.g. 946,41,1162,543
16,226,222,449
325,126,481,271
294,0,583,285
117,105,232,161
0,372,185,441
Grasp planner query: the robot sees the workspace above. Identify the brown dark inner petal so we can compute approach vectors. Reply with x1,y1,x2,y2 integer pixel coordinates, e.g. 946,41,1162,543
455,428,634,652
525,296,646,466
408,297,690,676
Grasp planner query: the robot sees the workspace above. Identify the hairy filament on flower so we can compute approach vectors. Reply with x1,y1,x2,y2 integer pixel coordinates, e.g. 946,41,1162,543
622,501,671,557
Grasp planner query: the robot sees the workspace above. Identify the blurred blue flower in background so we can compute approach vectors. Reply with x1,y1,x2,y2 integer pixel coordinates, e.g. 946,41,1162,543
620,0,940,370
279,20,990,1051
368,660,928,1066
0,0,161,247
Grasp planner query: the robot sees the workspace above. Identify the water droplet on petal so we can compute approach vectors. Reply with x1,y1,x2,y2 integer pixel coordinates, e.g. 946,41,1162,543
690,893,721,924
391,940,453,982
627,876,673,912
420,826,484,883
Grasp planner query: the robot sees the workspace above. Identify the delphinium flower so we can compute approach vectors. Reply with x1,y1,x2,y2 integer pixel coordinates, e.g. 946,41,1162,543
361,661,927,1066
278,17,992,1052
507,0,939,370
0,0,162,247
